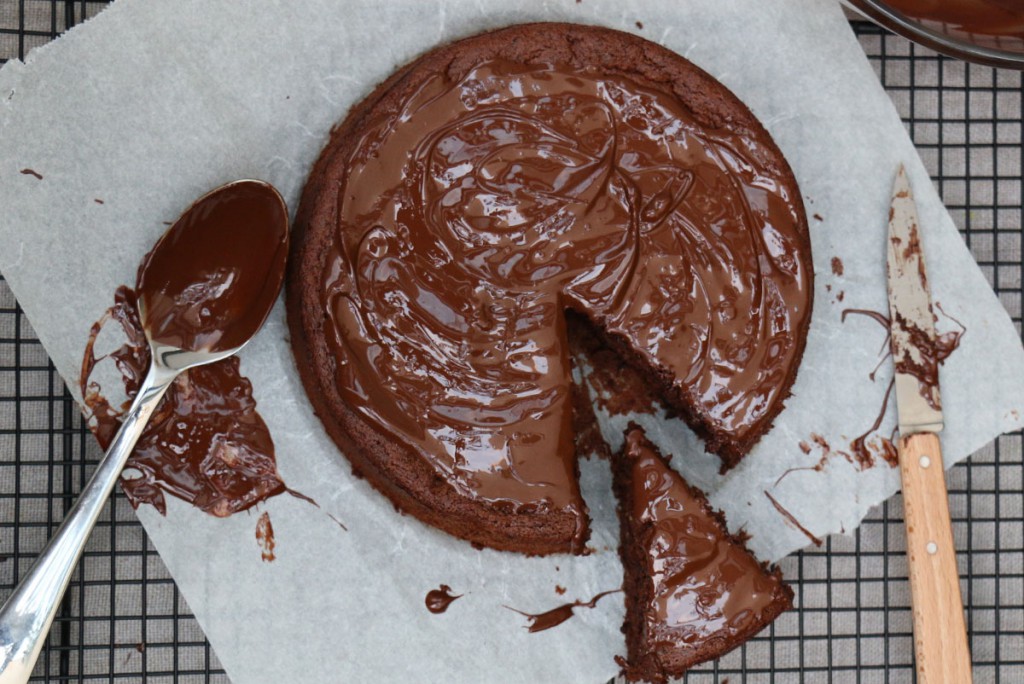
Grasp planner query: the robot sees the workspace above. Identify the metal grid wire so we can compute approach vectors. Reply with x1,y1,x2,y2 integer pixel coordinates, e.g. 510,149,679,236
0,2,1021,682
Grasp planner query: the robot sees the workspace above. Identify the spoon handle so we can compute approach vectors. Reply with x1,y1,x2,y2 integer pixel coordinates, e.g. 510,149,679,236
0,361,178,683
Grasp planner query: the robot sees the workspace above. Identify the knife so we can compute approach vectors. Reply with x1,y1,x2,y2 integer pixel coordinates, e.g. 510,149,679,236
886,164,973,684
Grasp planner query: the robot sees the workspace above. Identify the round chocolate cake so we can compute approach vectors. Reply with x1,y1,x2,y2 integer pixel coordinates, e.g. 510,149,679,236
288,23,813,556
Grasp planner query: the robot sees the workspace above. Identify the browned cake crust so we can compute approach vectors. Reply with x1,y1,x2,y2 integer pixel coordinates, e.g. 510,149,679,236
288,22,812,554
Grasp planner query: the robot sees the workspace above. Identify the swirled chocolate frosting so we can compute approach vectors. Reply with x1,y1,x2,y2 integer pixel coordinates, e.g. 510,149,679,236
320,59,809,506
290,23,812,553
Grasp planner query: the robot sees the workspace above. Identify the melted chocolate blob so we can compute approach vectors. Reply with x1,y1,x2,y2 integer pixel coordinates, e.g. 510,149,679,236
885,0,1024,42
320,59,810,515
506,589,620,633
425,585,462,614
81,286,289,516
138,180,288,352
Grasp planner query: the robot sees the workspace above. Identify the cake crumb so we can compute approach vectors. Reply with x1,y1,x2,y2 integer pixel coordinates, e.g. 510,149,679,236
255,511,276,562
555,585,566,595
94,198,104,205
831,256,844,276
798,441,811,454
635,21,644,29
813,213,823,222
20,168,42,180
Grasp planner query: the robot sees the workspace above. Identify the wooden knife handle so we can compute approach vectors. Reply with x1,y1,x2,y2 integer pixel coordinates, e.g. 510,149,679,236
898,432,973,684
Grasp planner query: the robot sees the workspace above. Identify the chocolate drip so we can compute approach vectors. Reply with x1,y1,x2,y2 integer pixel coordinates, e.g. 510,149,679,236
319,59,810,516
841,306,963,466
505,589,620,633
81,286,289,517
425,585,462,614
849,378,896,468
763,490,822,547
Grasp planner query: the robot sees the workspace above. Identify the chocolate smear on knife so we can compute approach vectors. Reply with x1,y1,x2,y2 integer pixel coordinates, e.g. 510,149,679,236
841,306,964,466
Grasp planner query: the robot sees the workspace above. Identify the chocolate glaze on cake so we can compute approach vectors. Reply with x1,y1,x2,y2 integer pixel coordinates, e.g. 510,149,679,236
289,23,812,554
613,426,792,681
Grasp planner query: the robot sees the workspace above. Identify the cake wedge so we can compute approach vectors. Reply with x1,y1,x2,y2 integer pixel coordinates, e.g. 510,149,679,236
613,426,793,681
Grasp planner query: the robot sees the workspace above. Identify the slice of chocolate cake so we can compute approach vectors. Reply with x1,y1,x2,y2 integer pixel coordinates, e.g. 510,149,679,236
613,426,793,681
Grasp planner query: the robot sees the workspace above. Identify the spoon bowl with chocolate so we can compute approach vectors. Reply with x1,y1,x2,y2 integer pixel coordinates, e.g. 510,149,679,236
0,179,289,684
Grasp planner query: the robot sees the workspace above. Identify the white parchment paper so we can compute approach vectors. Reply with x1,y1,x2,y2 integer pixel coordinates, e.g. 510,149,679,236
1,1,1023,682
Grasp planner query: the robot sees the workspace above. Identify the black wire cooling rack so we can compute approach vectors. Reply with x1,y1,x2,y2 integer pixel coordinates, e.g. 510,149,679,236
1,2,1022,682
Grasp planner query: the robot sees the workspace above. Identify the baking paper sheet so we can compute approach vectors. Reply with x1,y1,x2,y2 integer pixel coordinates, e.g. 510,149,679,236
1,1,1023,682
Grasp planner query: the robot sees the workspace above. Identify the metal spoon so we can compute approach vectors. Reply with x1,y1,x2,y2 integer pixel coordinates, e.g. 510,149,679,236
0,179,289,683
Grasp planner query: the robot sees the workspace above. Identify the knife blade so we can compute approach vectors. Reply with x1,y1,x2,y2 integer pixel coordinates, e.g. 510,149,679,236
885,164,972,684
887,164,944,437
